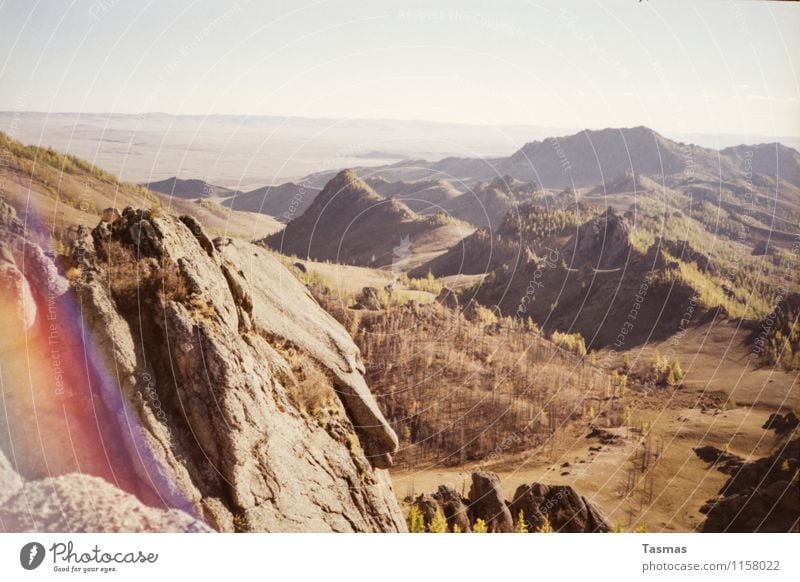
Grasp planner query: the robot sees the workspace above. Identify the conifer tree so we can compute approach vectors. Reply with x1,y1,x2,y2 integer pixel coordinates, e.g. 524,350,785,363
515,510,528,533
428,509,447,533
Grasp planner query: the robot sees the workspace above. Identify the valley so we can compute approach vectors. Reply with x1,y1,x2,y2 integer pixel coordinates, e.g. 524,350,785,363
0,124,797,533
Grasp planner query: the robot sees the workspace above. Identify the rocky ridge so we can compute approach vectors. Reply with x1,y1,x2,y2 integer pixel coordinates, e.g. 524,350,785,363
0,200,406,532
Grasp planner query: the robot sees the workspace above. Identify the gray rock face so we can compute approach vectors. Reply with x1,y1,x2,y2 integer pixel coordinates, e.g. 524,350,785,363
412,494,442,527
468,471,513,532
509,482,612,532
0,200,405,532
64,208,404,532
1,474,211,533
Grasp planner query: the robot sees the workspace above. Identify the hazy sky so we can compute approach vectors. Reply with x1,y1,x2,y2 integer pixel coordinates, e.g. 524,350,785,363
1,0,798,138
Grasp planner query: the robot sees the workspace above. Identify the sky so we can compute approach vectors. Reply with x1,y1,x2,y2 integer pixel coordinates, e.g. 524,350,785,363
0,0,798,139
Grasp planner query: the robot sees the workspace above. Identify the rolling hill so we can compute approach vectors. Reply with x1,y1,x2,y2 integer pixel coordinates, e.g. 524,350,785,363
0,132,282,242
145,177,239,199
262,169,473,268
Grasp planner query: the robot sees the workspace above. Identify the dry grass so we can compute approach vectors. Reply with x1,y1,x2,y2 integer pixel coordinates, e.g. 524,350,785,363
105,239,188,309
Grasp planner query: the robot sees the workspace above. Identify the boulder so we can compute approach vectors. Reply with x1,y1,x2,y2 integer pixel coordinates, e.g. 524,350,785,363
1,474,211,532
762,412,799,435
509,482,612,532
435,287,459,310
432,484,471,532
412,494,441,527
468,471,513,532
353,286,383,310
701,438,799,532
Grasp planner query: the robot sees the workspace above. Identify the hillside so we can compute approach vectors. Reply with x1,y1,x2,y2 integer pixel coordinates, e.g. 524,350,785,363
145,177,239,199
441,175,539,229
365,176,462,214
410,202,597,278
463,209,698,348
262,169,473,268
222,181,321,219
0,132,281,242
494,126,732,187
720,142,800,188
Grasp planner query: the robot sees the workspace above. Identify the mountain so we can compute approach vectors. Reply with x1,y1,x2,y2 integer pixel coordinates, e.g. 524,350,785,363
222,181,321,220
299,126,800,193
495,126,733,187
145,177,239,199
262,169,473,268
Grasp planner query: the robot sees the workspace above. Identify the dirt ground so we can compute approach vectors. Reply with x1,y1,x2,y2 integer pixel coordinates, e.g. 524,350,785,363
391,316,798,532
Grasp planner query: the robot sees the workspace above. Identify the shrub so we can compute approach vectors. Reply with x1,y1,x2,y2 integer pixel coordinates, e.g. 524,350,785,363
515,510,528,533
406,506,425,533
291,365,336,416
105,240,188,309
536,515,554,533
472,518,488,533
428,509,448,533
666,359,683,386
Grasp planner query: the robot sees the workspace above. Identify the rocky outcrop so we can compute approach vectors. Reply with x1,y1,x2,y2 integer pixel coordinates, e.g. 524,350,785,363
762,412,799,435
468,471,514,532
353,286,384,311
411,485,472,533
0,201,406,532
700,438,799,532
692,446,745,475
432,485,471,532
415,472,611,533
434,287,459,310
509,482,612,532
